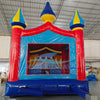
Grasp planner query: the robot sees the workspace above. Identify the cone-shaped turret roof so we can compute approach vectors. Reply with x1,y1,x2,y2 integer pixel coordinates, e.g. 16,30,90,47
40,2,56,23
69,10,85,31
10,8,27,29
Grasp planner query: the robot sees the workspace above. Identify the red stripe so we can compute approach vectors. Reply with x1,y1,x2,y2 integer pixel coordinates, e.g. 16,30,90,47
21,22,75,37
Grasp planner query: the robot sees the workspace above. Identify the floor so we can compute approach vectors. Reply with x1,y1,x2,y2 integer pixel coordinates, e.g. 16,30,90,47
0,81,99,100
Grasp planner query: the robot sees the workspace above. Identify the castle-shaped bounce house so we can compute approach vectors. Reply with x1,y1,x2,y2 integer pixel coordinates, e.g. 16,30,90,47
5,2,89,99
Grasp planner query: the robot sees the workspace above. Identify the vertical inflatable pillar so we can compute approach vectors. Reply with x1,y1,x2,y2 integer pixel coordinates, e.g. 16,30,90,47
69,10,86,81
8,8,27,81
74,29,86,80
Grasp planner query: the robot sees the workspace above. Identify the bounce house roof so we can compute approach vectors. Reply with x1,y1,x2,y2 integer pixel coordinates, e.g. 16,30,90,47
10,2,84,37
21,22,75,37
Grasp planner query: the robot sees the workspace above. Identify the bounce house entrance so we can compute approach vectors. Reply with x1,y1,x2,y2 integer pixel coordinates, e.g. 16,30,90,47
27,44,70,75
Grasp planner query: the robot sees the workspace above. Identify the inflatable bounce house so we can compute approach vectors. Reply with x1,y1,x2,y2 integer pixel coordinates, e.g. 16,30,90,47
5,2,89,99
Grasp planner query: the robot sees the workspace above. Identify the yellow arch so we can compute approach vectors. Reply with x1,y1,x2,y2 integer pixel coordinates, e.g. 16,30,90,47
30,47,62,54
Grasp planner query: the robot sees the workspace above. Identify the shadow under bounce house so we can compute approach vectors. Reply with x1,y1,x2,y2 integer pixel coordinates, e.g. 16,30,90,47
5,2,89,99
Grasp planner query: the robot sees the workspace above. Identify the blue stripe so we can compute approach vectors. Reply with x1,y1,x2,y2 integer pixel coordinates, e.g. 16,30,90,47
77,11,85,25
69,12,75,27
11,22,26,28
70,24,84,30
19,9,26,24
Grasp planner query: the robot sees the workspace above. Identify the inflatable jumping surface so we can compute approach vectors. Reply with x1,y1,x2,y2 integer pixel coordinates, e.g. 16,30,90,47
5,2,89,99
